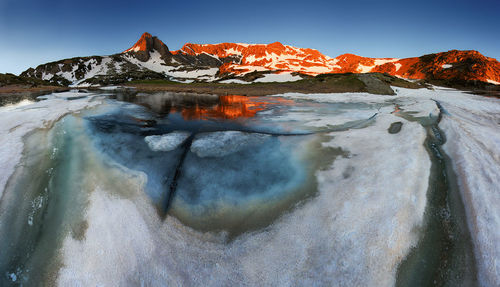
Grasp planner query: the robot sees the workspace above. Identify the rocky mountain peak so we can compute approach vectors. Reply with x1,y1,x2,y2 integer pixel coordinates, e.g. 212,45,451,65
123,32,170,62
20,33,500,87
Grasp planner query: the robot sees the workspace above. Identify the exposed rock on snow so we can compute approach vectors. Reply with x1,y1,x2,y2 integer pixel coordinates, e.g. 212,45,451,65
388,121,403,134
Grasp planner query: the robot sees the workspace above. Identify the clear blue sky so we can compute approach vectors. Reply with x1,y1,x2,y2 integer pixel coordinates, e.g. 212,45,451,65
1,0,499,75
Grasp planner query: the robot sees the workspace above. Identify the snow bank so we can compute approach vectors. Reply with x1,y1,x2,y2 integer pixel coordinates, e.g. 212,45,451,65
436,91,500,286
277,87,500,285
0,92,100,198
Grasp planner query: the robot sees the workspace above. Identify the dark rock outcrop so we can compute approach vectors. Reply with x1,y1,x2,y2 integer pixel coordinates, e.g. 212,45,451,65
388,122,403,134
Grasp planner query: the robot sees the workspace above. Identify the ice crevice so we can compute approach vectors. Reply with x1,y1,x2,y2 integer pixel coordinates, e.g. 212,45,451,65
164,134,194,212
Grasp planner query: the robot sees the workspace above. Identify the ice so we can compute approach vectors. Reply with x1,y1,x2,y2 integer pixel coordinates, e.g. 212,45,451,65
144,131,191,152
273,91,394,105
57,108,430,286
190,131,271,157
0,92,101,198
1,86,498,285
435,91,500,286
1,99,35,108
265,103,379,129
276,87,500,284
99,86,125,90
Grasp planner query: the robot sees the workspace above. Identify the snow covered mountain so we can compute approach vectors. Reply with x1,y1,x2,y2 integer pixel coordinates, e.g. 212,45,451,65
21,32,500,86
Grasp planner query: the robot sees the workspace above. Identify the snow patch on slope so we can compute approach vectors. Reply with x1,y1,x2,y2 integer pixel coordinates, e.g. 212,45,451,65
373,59,399,65
219,79,251,84
357,64,374,73
253,73,302,83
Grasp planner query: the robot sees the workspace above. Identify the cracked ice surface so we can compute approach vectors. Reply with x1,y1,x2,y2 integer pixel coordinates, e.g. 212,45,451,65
56,91,432,286
279,87,500,285
1,87,498,286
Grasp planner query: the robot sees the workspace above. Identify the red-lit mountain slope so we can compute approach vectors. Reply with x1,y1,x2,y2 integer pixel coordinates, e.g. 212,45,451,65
171,40,500,84
21,33,500,86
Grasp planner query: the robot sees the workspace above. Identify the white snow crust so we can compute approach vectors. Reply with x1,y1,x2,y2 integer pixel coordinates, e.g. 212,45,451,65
56,91,433,287
144,131,191,152
276,87,500,285
0,92,100,198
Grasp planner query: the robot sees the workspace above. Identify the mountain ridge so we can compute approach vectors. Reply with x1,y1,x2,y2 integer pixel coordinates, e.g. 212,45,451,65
21,32,500,87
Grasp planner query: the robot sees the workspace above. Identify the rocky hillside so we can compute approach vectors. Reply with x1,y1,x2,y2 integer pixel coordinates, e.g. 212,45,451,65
0,73,68,105
21,32,500,87
0,73,54,87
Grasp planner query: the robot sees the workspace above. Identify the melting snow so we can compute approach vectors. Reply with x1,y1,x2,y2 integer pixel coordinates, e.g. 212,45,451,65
253,73,302,83
144,132,191,152
0,92,100,198
57,100,430,286
2,86,498,286
275,87,500,285
191,131,270,157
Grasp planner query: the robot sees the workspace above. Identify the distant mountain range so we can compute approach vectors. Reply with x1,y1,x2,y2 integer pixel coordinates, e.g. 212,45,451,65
21,32,500,87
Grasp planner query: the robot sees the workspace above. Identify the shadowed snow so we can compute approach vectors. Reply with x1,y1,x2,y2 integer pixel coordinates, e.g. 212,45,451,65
145,131,191,152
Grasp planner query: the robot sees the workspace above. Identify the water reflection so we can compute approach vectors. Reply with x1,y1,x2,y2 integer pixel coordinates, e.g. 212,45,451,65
112,92,293,120
83,92,317,237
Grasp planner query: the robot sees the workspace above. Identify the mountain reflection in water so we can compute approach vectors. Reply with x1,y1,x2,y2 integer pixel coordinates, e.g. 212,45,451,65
111,92,294,120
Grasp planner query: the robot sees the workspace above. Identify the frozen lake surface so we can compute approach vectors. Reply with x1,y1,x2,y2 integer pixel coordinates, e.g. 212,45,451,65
0,88,498,286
